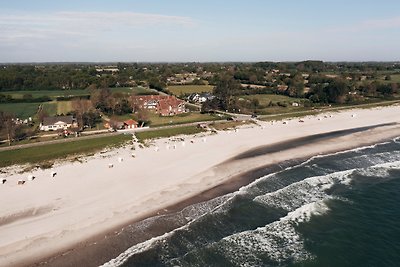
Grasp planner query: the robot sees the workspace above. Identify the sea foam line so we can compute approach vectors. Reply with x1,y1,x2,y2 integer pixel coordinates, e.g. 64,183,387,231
218,201,330,266
100,193,235,267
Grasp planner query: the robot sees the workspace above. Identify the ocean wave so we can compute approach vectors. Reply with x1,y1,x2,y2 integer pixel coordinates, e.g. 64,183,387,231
101,141,400,266
237,140,399,198
354,161,400,178
101,194,233,267
216,202,331,266
253,169,352,211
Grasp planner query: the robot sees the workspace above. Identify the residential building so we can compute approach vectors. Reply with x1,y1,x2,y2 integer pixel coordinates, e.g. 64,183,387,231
131,95,186,116
40,116,77,131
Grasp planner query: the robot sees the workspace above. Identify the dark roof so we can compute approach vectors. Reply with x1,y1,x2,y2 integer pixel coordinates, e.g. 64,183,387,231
42,116,74,126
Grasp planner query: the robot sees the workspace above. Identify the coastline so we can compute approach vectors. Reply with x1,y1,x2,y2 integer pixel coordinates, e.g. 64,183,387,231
0,106,399,267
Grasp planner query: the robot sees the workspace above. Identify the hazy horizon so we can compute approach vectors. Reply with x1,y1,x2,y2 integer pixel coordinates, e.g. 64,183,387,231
1,0,400,63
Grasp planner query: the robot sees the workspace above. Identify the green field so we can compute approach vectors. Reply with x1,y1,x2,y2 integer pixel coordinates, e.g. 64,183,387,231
0,134,132,168
110,86,156,95
240,94,303,105
135,126,206,142
168,85,214,96
0,87,154,99
41,101,73,116
389,74,400,83
0,90,90,99
147,112,222,127
239,94,306,115
0,102,40,118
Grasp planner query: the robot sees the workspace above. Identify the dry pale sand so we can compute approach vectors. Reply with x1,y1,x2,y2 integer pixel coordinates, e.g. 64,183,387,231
0,106,400,267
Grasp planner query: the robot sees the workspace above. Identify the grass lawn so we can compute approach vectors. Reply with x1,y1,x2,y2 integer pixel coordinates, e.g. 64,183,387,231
240,94,303,105
110,114,136,122
56,101,73,114
147,112,222,127
0,102,41,118
0,134,132,168
239,94,306,115
389,74,400,83
42,102,58,116
135,126,206,142
168,85,214,96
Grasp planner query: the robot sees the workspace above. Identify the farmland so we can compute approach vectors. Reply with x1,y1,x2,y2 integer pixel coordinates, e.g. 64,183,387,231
0,90,89,99
168,85,214,96
0,102,41,118
0,86,154,99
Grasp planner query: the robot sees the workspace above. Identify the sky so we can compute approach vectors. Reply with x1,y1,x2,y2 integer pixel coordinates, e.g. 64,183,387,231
1,0,400,62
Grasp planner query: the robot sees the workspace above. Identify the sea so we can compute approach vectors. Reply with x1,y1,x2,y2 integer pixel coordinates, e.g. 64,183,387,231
101,137,400,267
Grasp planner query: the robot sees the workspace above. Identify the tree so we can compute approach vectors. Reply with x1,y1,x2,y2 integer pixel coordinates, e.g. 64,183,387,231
72,99,92,129
0,111,16,146
90,88,112,113
137,109,150,127
213,75,241,111
37,108,48,123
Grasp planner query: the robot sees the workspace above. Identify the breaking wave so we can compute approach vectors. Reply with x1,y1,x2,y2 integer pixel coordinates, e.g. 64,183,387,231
102,139,400,267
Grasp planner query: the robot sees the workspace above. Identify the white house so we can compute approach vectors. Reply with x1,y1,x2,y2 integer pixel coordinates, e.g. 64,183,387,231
40,116,77,131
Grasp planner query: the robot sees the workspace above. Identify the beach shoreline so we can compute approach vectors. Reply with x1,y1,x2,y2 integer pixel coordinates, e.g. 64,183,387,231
0,106,399,267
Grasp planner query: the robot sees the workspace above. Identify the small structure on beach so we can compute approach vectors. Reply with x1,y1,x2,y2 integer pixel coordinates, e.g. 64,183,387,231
28,175,35,181
2,179,7,184
123,119,139,129
51,172,57,178
17,180,25,185
108,163,114,168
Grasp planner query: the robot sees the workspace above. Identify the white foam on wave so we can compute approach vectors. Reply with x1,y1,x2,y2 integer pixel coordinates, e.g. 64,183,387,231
101,231,170,267
102,142,400,266
283,201,330,224
254,169,352,211
355,160,400,178
218,203,327,266
100,194,233,267
236,140,395,197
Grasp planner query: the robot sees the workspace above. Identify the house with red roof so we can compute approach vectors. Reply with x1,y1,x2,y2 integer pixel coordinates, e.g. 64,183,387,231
123,119,139,129
131,95,186,116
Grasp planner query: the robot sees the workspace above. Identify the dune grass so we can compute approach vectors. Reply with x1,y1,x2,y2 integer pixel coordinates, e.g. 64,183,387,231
135,126,206,142
0,134,132,168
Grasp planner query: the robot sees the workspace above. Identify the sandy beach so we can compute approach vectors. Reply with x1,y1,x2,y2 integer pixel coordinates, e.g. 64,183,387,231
1,106,400,267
